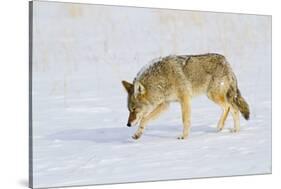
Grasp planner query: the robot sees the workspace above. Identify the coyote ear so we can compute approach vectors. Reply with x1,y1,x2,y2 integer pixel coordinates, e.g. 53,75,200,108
134,81,146,97
122,80,133,93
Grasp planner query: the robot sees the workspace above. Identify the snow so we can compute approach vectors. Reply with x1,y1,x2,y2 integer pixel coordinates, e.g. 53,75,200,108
31,1,271,188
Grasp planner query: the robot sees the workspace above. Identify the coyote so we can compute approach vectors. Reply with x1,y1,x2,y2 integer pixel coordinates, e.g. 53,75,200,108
122,53,250,140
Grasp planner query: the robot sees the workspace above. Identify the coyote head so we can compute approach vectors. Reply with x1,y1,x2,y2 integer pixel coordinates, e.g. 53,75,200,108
122,80,153,127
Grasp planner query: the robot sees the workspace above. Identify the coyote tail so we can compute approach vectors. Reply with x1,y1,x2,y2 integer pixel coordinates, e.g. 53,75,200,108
226,86,250,120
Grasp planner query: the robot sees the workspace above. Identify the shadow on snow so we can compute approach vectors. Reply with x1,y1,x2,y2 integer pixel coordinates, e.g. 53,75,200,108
47,124,217,144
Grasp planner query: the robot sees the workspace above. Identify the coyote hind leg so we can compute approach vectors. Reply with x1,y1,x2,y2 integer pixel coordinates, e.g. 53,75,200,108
217,106,230,131
230,107,240,133
207,91,230,132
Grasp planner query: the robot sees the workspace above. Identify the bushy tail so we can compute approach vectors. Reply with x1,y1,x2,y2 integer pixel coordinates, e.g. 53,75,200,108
226,86,250,120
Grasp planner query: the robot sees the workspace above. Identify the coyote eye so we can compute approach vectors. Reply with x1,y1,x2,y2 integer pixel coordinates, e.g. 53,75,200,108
129,107,136,112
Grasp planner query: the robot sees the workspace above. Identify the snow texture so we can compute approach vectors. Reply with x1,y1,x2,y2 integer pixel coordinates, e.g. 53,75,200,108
31,1,271,188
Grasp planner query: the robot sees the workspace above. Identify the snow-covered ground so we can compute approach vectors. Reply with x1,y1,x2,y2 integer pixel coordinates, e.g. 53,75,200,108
31,1,271,188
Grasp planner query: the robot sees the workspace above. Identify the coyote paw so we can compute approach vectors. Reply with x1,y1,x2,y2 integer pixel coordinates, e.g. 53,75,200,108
229,128,240,133
132,133,141,140
217,127,223,132
177,136,187,140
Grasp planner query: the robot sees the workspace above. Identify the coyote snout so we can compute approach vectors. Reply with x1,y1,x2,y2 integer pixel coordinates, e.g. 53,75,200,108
126,111,138,127
122,53,250,140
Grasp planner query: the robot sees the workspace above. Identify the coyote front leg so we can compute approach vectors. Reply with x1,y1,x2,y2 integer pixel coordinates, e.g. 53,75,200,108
132,103,169,140
178,94,191,139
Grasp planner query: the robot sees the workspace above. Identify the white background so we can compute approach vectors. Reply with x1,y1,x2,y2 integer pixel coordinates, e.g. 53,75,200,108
0,0,280,189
